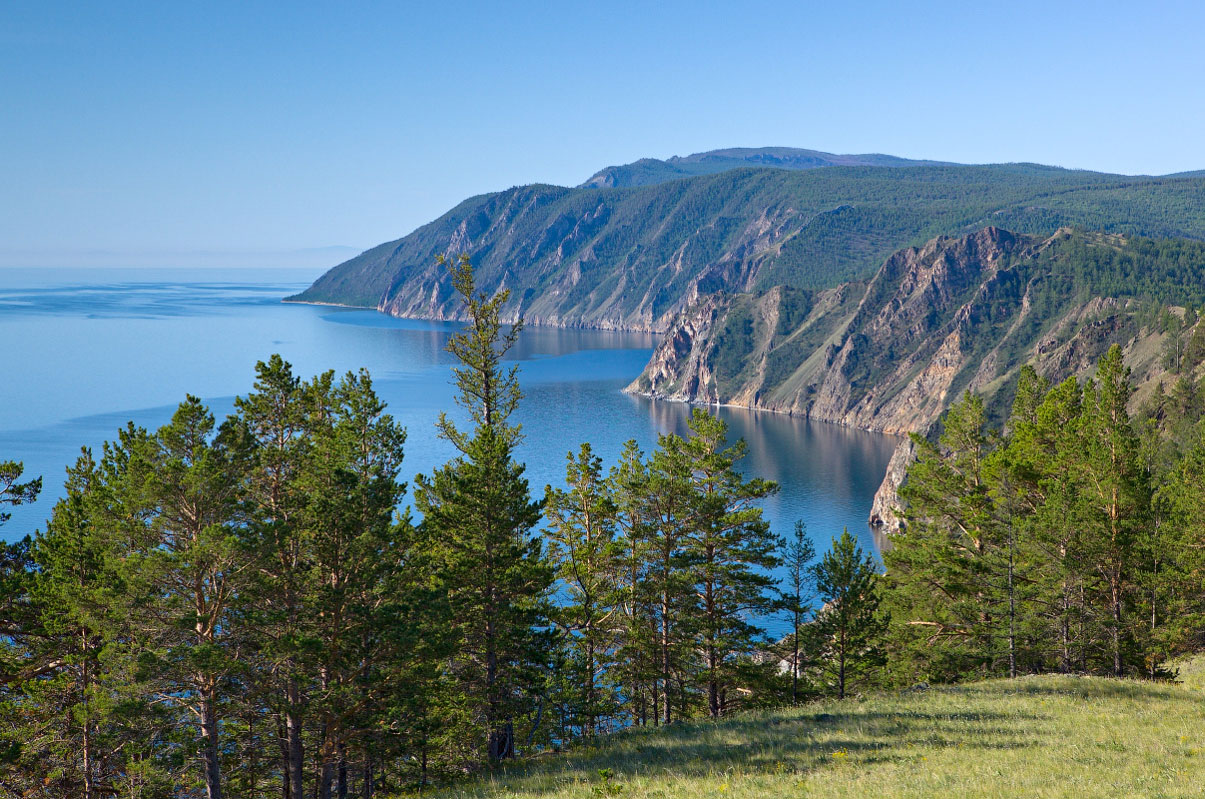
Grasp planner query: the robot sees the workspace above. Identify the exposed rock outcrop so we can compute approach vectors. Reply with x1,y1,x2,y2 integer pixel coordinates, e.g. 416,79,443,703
869,439,916,534
626,227,1193,530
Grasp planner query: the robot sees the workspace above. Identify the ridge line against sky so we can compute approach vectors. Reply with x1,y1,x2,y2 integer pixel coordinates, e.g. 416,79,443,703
2,0,1203,265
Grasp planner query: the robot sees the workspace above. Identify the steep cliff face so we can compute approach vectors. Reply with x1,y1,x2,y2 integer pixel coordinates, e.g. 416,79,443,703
627,227,1203,530
626,228,1176,431
629,228,1041,432
869,439,916,532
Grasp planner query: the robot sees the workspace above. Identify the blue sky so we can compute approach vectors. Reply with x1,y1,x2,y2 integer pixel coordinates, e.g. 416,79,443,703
2,0,1203,264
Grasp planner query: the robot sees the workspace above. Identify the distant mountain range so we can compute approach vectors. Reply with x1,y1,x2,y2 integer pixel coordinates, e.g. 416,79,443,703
578,146,956,188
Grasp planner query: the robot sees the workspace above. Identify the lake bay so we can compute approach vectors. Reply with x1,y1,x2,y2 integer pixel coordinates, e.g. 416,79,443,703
0,267,900,589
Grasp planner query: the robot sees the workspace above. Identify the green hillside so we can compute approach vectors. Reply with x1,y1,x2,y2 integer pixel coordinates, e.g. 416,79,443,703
291,163,1205,331
429,666,1205,799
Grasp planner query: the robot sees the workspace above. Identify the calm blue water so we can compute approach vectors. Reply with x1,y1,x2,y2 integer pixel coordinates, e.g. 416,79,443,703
0,267,900,632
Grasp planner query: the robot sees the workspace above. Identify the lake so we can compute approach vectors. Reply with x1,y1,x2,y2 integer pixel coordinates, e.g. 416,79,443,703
0,267,900,627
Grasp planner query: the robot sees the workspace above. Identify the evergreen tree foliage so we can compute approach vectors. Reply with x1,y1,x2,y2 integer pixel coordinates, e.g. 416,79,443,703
812,529,885,699
780,520,816,704
0,460,40,530
607,440,662,727
671,409,781,717
544,444,622,736
883,347,1171,683
413,254,552,763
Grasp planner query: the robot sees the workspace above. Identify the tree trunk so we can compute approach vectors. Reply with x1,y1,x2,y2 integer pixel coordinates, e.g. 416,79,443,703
792,610,800,704
487,721,515,761
336,743,348,799
706,568,719,719
661,582,671,726
286,681,305,799
319,755,334,799
1008,524,1016,679
200,686,224,799
837,625,847,700
81,638,94,799
276,713,290,799
1112,577,1123,677
585,636,595,736
707,644,719,718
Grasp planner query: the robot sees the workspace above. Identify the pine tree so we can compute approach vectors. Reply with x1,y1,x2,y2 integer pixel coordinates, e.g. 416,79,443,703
813,529,885,699
634,429,698,724
1011,375,1086,672
780,520,816,704
672,409,781,718
24,450,137,797
884,393,1004,682
0,458,39,720
297,369,411,798
0,460,40,530
229,354,314,799
413,255,552,763
544,443,622,736
1077,345,1151,675
118,396,246,799
1151,441,1205,663
608,440,660,726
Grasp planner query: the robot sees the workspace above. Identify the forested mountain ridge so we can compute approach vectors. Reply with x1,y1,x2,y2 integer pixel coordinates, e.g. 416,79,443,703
288,162,1205,332
578,146,957,188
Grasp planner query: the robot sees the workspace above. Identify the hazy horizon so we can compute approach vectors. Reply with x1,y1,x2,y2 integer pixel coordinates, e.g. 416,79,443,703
4,1,1204,262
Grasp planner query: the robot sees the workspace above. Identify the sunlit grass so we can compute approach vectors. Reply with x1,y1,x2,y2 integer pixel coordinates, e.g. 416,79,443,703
420,659,1205,798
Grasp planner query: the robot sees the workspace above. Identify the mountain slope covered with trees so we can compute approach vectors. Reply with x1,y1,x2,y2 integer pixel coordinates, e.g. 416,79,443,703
289,161,1205,332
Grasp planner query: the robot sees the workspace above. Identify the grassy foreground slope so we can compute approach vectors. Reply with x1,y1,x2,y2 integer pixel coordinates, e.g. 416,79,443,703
431,669,1205,798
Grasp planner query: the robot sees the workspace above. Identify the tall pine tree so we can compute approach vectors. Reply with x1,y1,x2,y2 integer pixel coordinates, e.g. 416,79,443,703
414,255,552,763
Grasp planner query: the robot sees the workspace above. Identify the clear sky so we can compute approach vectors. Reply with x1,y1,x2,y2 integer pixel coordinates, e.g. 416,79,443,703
3,0,1203,265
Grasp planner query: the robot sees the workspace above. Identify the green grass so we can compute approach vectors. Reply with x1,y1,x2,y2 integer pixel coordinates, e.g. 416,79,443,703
425,667,1205,798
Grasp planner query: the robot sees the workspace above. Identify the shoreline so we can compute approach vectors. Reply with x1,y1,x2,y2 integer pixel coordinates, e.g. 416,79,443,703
279,298,908,534
280,297,376,309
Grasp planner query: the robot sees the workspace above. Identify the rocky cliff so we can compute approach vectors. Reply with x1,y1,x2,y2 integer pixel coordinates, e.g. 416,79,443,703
628,227,1205,530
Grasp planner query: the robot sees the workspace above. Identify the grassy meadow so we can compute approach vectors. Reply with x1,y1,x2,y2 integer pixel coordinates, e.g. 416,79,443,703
425,662,1205,799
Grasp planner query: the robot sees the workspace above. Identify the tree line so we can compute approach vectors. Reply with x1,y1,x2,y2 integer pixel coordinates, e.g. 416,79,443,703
883,344,1205,684
0,257,881,798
